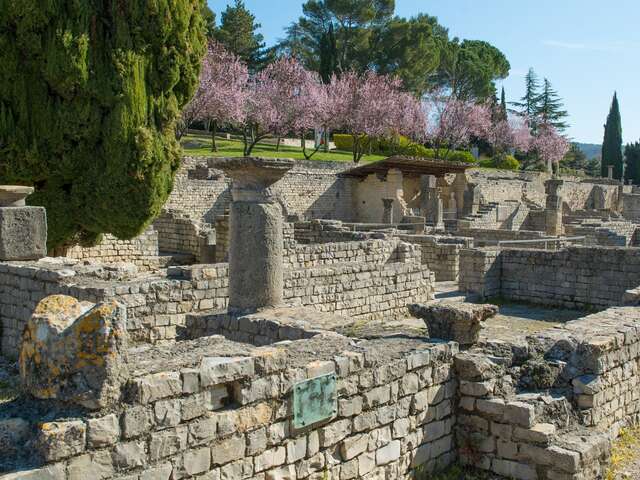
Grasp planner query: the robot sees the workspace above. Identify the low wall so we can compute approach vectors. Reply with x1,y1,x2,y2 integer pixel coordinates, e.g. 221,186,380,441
153,210,214,263
57,227,159,267
396,234,471,282
1,329,459,480
0,244,433,357
460,246,640,308
564,221,638,246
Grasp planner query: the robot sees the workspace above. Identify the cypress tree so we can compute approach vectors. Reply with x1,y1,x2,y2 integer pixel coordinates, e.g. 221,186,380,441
0,0,207,249
601,93,623,179
624,142,640,185
499,87,508,120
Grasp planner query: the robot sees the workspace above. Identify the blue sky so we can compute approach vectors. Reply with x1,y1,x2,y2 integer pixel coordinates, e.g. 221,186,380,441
208,0,640,144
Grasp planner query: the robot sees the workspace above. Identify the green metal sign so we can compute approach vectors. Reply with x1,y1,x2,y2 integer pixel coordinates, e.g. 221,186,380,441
292,373,337,429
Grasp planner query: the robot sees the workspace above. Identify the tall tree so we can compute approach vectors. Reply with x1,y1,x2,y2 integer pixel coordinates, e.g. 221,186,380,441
431,39,510,101
370,14,445,96
537,78,569,131
561,143,588,172
499,87,508,121
214,0,265,71
624,142,640,185
601,92,623,179
0,0,206,250
202,5,217,38
512,68,541,124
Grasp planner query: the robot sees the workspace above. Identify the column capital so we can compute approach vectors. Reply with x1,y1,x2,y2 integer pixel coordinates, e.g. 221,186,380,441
213,157,295,202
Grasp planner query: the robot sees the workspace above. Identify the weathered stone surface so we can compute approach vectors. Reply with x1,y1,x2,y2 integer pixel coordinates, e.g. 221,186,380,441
0,206,46,261
19,295,127,409
86,414,120,447
35,420,86,462
409,302,498,345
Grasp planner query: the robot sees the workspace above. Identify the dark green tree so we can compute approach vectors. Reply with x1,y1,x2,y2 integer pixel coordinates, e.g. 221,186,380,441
537,78,569,131
561,143,587,172
624,142,640,185
370,14,445,95
277,0,396,78
585,157,601,177
499,87,508,120
202,5,217,38
0,0,207,249
214,0,265,71
512,68,541,124
431,39,510,101
601,92,623,179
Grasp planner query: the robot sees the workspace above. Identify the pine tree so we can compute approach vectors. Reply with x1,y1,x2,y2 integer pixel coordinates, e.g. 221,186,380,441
214,0,265,72
561,143,587,172
537,78,569,131
624,142,640,185
601,93,624,179
512,68,541,126
0,0,207,249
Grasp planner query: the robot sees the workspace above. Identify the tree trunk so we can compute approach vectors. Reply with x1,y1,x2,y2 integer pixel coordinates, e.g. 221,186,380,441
276,137,281,152
211,119,218,152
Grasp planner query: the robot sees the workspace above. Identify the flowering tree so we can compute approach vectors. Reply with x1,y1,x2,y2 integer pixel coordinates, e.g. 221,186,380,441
483,114,533,157
533,124,570,174
182,41,249,151
243,57,325,156
424,94,492,160
329,71,424,163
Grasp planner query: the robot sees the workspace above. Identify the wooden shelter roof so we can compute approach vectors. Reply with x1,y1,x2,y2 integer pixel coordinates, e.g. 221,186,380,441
339,156,472,178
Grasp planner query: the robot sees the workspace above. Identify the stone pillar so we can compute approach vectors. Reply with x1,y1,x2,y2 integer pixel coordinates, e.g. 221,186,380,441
0,186,47,261
216,158,294,312
608,165,614,180
462,183,481,216
544,179,564,236
382,199,394,224
420,175,443,229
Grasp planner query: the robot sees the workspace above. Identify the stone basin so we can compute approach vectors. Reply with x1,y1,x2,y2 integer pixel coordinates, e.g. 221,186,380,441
0,185,34,207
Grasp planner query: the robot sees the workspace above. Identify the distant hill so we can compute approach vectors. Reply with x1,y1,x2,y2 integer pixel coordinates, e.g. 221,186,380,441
575,142,601,160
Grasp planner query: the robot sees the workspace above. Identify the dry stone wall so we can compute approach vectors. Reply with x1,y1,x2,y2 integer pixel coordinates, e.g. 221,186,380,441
153,211,214,263
460,246,640,308
59,227,159,267
0,329,459,480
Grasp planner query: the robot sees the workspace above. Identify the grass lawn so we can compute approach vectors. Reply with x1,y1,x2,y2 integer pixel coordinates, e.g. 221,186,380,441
181,133,386,163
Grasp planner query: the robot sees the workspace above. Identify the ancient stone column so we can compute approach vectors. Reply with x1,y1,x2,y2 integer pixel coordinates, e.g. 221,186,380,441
0,186,47,261
216,158,294,312
382,199,394,224
608,165,614,180
462,183,481,216
544,179,564,236
420,175,444,229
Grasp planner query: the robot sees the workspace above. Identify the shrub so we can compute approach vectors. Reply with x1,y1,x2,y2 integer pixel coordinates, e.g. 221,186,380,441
479,154,520,170
0,0,206,249
401,144,476,163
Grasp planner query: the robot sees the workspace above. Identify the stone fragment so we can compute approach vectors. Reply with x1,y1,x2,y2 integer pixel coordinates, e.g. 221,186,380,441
0,203,47,261
35,420,86,462
199,356,255,387
504,402,536,428
130,372,182,404
86,414,120,447
409,302,498,346
19,296,127,410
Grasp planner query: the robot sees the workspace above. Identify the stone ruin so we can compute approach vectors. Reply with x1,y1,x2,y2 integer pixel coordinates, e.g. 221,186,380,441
0,157,639,479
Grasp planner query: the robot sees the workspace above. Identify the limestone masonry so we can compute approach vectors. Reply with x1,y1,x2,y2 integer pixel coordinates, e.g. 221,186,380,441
1,156,640,480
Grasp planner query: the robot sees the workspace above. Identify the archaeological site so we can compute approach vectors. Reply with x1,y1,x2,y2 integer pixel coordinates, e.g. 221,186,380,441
0,154,639,480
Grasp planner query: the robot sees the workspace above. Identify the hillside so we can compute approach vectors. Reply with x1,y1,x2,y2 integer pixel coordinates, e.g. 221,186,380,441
576,142,601,160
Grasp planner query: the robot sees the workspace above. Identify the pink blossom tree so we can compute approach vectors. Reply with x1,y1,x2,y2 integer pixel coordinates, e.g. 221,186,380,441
243,57,325,157
533,124,570,174
483,114,533,157
423,93,492,160
329,71,424,163
182,41,249,151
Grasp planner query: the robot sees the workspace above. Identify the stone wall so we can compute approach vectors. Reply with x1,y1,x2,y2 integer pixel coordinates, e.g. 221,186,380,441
460,246,640,308
564,221,638,246
165,158,354,226
622,192,640,222
0,241,433,357
396,234,471,282
1,329,459,480
153,211,215,263
59,227,159,267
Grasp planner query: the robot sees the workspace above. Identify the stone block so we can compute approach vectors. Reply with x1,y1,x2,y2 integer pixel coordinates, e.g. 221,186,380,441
409,302,497,346
19,296,127,410
504,401,536,427
199,356,255,387
86,414,120,447
376,440,401,465
211,435,246,466
35,420,86,462
0,206,46,261
112,440,146,469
